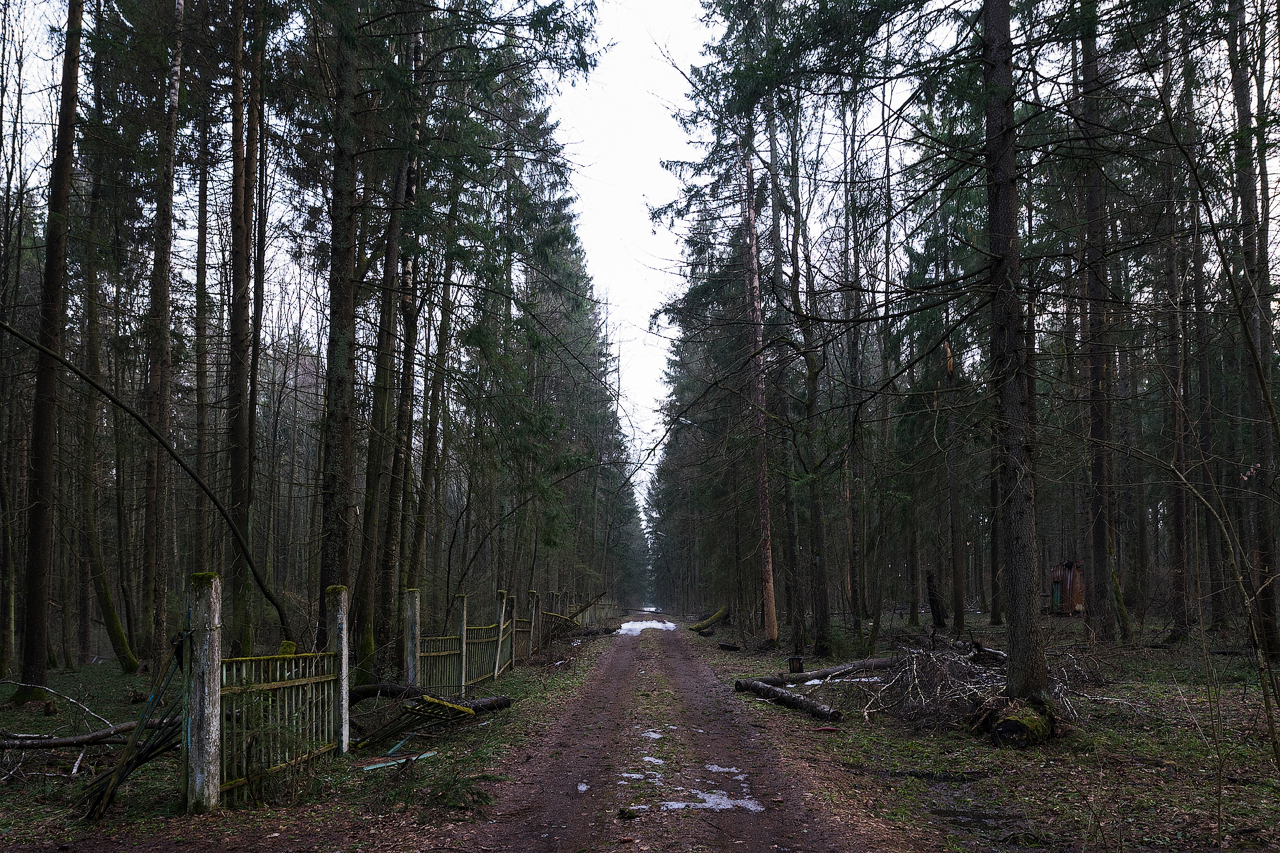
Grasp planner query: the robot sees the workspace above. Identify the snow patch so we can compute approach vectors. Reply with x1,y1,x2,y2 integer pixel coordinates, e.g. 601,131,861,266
620,773,644,779
642,756,665,765
616,620,678,636
659,790,764,812
641,730,663,739
577,782,589,793
704,764,741,774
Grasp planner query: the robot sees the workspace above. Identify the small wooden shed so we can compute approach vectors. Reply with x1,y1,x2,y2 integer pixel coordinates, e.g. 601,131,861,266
1049,560,1086,614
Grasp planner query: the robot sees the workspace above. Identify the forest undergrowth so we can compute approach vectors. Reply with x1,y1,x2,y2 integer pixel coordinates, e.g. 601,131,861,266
699,613,1279,852
0,632,610,848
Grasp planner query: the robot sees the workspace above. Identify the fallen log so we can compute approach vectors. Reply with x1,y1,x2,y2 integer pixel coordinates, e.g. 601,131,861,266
968,641,1007,667
775,656,898,684
734,679,843,722
718,642,741,652
349,684,511,714
0,719,169,750
688,606,729,632
460,696,511,714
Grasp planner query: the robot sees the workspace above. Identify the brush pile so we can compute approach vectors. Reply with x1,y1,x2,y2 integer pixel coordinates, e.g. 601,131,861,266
790,634,1098,741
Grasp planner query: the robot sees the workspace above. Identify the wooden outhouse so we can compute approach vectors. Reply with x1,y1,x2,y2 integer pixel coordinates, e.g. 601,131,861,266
1049,560,1086,614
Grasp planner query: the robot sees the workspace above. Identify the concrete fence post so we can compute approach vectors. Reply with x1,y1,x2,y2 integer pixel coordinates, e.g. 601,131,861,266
404,589,421,688
527,591,538,657
510,591,520,662
493,590,507,681
187,572,221,814
326,586,350,753
456,594,467,698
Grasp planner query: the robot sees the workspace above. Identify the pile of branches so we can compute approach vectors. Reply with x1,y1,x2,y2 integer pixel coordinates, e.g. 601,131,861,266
814,637,1091,731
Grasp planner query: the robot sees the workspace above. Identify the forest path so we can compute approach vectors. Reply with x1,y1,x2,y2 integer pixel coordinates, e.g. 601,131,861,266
434,618,836,852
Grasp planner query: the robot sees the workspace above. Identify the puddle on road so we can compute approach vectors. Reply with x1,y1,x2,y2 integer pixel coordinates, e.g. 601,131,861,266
617,620,678,636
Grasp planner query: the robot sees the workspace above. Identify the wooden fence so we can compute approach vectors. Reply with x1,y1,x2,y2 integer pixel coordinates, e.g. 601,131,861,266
406,590,618,698
185,578,349,813
185,578,616,812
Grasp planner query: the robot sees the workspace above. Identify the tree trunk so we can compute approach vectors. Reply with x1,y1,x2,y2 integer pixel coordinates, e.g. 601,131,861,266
194,118,210,579
946,340,964,635
81,163,137,675
1082,3,1116,642
142,0,183,663
317,0,360,652
984,0,1048,699
355,153,409,682
14,0,82,703
227,0,253,654
743,140,779,649
1230,0,1279,659
989,432,1003,626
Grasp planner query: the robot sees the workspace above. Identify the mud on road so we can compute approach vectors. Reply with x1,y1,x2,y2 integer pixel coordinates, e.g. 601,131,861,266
10,618,923,853
436,620,834,852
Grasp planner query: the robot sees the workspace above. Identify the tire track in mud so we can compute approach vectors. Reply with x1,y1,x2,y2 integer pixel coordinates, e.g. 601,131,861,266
444,620,835,852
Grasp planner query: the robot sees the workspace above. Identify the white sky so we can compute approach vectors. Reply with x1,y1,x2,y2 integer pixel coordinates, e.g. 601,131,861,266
551,0,711,490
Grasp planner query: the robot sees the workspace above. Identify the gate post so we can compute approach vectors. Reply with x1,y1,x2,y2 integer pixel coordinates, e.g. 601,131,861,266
494,590,507,681
187,572,221,814
456,594,467,698
527,591,538,656
326,585,350,753
404,589,421,688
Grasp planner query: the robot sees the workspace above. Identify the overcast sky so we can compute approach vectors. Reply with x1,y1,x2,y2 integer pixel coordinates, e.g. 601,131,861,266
551,0,712,491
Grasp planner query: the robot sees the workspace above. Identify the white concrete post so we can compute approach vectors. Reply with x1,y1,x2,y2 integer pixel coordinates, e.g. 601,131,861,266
509,592,519,662
403,589,420,688
456,593,467,698
187,572,221,814
326,585,350,753
527,591,538,657
493,590,507,681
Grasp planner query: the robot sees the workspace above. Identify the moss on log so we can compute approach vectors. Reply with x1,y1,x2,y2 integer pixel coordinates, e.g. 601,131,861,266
688,606,729,632
966,696,1054,747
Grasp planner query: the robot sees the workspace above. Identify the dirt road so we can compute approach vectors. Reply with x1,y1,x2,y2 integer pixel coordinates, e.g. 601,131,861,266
437,619,836,852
